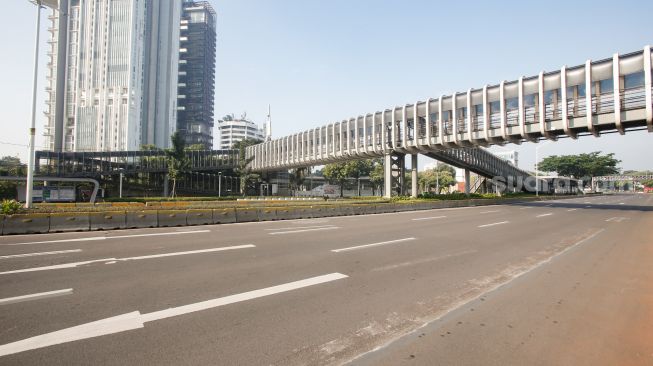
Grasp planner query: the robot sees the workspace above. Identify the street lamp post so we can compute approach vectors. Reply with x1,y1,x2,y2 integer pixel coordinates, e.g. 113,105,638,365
25,2,43,208
119,170,124,198
218,172,222,198
25,0,59,208
435,160,440,194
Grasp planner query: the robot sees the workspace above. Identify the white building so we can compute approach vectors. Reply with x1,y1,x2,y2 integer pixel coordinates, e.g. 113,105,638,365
44,0,182,152
217,114,265,149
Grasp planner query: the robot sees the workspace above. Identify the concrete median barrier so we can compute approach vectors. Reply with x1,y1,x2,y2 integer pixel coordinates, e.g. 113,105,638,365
304,206,325,218
212,208,237,224
340,205,356,216
299,206,320,219
320,206,339,217
49,212,90,233
275,207,303,220
0,214,4,235
257,208,278,221
361,204,378,215
186,209,213,226
2,213,51,235
235,208,259,223
90,211,127,231
157,210,188,227
381,204,399,213
351,205,367,215
126,210,158,229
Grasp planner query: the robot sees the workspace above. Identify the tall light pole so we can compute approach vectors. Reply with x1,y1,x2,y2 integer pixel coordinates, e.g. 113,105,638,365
218,172,222,198
25,0,59,208
118,170,124,198
435,160,440,194
535,140,552,196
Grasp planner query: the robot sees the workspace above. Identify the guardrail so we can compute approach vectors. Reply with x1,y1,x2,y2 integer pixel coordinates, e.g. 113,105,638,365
0,195,585,235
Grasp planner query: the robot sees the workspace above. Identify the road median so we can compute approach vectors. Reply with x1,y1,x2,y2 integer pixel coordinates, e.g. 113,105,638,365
0,195,586,235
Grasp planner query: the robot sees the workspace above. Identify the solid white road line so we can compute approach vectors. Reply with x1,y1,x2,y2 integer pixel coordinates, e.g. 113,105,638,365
536,213,553,218
265,225,335,231
331,237,416,253
567,209,578,212
0,273,348,357
478,221,509,228
606,217,629,223
117,245,255,262
0,258,115,275
141,272,348,322
411,216,446,221
268,227,340,235
0,245,255,275
0,289,73,306
4,230,211,246
479,210,500,214
0,249,81,259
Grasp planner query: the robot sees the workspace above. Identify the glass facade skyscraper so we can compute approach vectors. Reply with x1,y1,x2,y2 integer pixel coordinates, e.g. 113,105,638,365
177,1,217,149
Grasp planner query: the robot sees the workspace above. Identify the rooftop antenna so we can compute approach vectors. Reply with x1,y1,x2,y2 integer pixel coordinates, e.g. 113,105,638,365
265,104,272,141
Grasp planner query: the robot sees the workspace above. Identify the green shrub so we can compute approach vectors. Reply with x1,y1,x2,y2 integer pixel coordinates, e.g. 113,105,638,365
389,195,414,202
1,199,24,215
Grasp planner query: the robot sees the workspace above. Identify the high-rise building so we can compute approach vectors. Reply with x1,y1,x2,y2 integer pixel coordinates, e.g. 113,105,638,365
217,114,265,149
44,0,182,152
177,1,217,149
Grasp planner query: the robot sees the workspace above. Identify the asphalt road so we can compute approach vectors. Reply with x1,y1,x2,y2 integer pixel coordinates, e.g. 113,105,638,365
0,194,651,365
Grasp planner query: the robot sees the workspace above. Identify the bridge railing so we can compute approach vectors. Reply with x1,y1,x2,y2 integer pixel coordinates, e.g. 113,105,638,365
248,46,652,171
35,149,239,177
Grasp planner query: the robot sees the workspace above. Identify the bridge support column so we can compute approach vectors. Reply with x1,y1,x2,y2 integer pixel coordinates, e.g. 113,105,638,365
411,154,418,198
464,169,471,195
383,152,405,198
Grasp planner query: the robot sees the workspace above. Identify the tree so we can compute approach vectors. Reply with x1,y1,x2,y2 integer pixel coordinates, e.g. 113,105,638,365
0,156,24,200
232,139,261,195
539,152,620,186
323,162,348,197
185,144,206,151
140,144,160,151
165,132,190,198
419,168,456,194
0,156,25,176
289,167,311,192
369,159,384,196
641,179,653,188
344,160,372,196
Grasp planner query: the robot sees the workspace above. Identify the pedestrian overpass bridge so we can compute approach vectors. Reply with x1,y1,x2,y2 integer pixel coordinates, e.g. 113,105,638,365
247,46,653,196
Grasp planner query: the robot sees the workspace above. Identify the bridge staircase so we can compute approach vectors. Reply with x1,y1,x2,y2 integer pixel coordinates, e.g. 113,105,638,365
424,147,532,192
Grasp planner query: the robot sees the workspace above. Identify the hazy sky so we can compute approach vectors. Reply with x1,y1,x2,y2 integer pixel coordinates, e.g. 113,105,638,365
2,0,652,172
